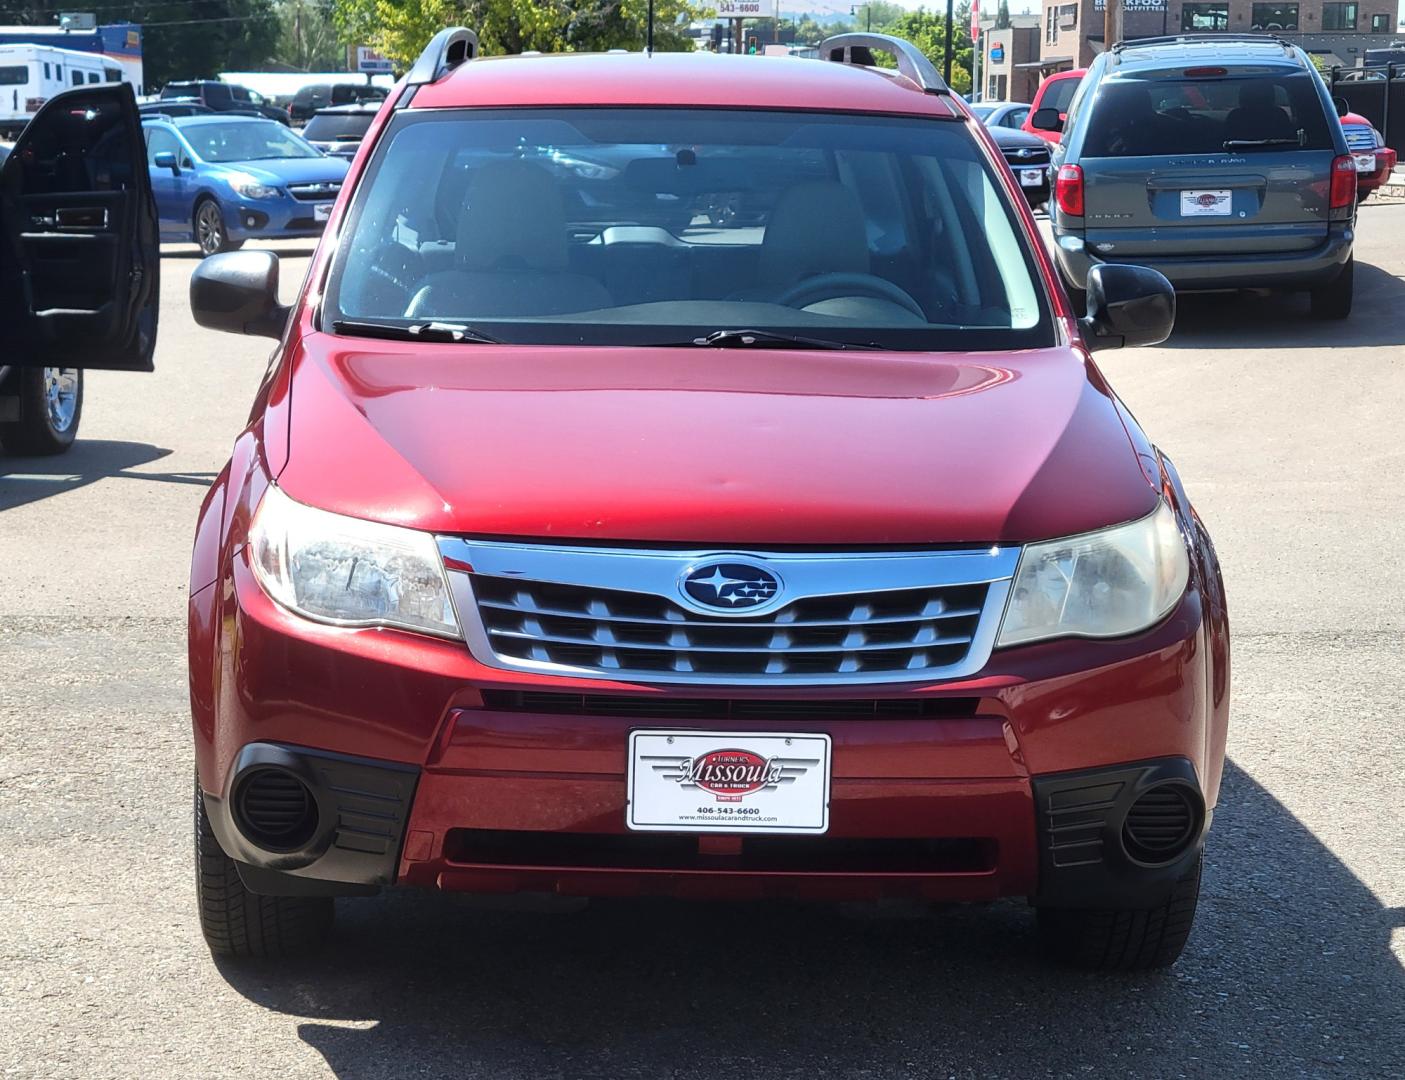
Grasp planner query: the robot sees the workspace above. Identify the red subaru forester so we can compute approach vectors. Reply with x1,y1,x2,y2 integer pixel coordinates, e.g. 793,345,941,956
179,31,1228,970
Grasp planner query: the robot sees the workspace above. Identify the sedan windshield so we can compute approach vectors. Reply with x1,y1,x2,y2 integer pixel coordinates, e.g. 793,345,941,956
184,120,321,163
324,108,1051,350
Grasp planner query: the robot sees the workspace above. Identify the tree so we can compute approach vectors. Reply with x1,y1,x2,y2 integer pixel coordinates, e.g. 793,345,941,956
274,0,345,71
332,0,704,67
873,6,974,96
0,1,281,86
996,0,1010,31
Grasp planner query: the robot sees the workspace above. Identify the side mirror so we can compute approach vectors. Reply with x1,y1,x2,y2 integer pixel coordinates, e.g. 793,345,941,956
152,150,179,174
190,250,290,339
1334,96,1350,118
1031,107,1064,133
1079,264,1175,352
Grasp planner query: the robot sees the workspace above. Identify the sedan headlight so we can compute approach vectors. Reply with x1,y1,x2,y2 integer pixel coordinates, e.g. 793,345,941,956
249,484,459,637
996,502,1189,648
229,172,280,199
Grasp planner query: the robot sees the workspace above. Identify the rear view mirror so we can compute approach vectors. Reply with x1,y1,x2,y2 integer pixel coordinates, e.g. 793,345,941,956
152,150,179,174
190,250,289,339
1334,96,1350,118
1031,107,1064,132
1079,264,1175,351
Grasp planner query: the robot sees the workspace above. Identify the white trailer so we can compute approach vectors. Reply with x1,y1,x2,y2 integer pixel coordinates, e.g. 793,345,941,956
0,43,124,135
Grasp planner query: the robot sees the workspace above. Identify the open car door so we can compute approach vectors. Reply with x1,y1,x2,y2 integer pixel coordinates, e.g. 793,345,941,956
0,82,158,371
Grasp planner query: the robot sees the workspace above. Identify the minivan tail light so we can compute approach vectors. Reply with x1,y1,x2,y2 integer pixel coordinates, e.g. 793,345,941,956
1329,154,1357,210
1056,164,1084,216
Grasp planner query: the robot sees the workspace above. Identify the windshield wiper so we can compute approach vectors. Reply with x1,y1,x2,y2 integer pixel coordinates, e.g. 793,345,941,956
330,319,503,344
1222,138,1303,149
686,329,885,351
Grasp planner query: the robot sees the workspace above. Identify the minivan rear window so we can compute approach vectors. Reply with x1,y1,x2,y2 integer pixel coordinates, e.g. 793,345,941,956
1083,74,1333,156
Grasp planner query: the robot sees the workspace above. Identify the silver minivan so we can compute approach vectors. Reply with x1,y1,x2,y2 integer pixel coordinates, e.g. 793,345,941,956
1042,36,1356,319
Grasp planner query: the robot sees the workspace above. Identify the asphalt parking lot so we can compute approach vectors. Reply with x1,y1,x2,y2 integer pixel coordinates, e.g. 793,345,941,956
2,208,1404,1079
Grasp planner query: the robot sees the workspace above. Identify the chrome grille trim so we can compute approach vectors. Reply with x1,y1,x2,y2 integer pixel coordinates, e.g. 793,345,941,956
1342,124,1377,151
439,539,1019,686
287,181,343,202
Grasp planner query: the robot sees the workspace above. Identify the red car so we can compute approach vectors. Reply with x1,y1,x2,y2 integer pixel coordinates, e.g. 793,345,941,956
1340,110,1397,202
0,34,1228,972
1023,68,1086,144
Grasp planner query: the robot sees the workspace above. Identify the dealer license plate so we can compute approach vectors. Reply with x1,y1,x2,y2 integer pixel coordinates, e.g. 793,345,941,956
627,730,831,834
1353,151,1376,173
1019,167,1045,188
1179,189,1233,217
313,202,333,222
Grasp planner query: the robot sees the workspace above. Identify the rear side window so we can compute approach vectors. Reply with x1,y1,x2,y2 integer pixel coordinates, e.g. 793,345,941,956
1082,74,1333,156
303,112,374,142
1040,77,1081,113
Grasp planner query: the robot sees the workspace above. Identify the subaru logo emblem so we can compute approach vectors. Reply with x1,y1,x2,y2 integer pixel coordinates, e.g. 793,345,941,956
680,561,781,613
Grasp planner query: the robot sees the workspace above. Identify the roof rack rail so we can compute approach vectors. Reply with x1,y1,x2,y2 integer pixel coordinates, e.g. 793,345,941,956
406,26,479,86
1112,33,1293,53
817,32,950,95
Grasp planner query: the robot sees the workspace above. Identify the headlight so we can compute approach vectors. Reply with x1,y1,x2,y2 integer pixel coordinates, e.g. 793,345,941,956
996,501,1189,648
229,172,280,199
249,484,459,637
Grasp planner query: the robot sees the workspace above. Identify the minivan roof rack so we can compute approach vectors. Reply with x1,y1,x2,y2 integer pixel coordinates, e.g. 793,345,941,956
406,27,479,86
1112,33,1295,54
818,32,950,95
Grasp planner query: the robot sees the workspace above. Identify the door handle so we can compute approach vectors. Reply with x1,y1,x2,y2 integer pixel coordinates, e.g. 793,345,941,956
55,206,108,229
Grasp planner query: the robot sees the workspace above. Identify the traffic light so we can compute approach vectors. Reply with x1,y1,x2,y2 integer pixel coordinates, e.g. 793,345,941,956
747,35,758,54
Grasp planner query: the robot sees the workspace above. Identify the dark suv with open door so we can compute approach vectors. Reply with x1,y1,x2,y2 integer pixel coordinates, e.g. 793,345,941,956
1044,35,1356,319
0,83,158,454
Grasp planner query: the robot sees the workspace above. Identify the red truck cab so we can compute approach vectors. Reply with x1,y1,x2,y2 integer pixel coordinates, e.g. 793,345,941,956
1023,68,1086,144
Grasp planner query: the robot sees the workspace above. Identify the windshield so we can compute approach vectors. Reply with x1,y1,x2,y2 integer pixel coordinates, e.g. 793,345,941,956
183,120,321,162
1083,73,1333,156
324,108,1050,350
304,112,374,142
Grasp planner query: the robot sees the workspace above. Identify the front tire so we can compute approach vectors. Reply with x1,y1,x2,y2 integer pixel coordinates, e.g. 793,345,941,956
194,198,243,258
194,776,332,958
1036,854,1202,971
0,367,82,455
1310,257,1353,321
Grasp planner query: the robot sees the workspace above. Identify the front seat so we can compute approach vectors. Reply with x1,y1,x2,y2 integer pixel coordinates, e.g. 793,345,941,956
1225,81,1298,144
406,160,611,319
744,180,870,299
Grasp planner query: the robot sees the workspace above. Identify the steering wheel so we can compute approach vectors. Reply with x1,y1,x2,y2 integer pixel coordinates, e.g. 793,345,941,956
775,273,927,321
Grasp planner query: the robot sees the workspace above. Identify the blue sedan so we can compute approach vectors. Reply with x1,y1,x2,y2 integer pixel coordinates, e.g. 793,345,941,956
141,114,349,256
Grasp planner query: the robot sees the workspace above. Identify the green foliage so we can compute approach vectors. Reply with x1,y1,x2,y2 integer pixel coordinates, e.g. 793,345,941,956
867,5,975,96
275,0,345,71
331,0,705,66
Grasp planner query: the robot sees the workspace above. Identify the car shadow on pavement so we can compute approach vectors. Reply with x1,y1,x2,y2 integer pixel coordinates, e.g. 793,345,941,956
214,759,1405,1079
0,440,213,512
1162,261,1405,350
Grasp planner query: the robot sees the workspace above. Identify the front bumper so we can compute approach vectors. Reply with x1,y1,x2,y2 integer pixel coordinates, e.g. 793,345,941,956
193,553,1222,908
1053,225,1354,291
223,195,332,241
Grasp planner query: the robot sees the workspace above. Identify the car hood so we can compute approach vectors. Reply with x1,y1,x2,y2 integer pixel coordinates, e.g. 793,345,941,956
211,156,348,186
272,340,1157,546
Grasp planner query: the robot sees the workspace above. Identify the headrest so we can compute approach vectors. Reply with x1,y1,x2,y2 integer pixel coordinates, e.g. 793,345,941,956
758,181,869,285
457,160,569,271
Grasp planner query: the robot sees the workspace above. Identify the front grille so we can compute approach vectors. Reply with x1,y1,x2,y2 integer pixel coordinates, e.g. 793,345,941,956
469,575,988,680
1343,124,1377,152
480,689,982,721
1002,147,1050,167
286,181,342,202
444,829,995,873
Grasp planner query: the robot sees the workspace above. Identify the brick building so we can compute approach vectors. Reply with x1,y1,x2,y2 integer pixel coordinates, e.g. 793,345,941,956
978,0,1404,100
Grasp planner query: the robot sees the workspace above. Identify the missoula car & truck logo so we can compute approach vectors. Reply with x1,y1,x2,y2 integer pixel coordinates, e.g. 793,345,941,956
648,748,816,802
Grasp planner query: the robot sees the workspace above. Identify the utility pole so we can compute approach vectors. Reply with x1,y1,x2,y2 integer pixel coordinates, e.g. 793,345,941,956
943,0,954,85
1104,0,1122,56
